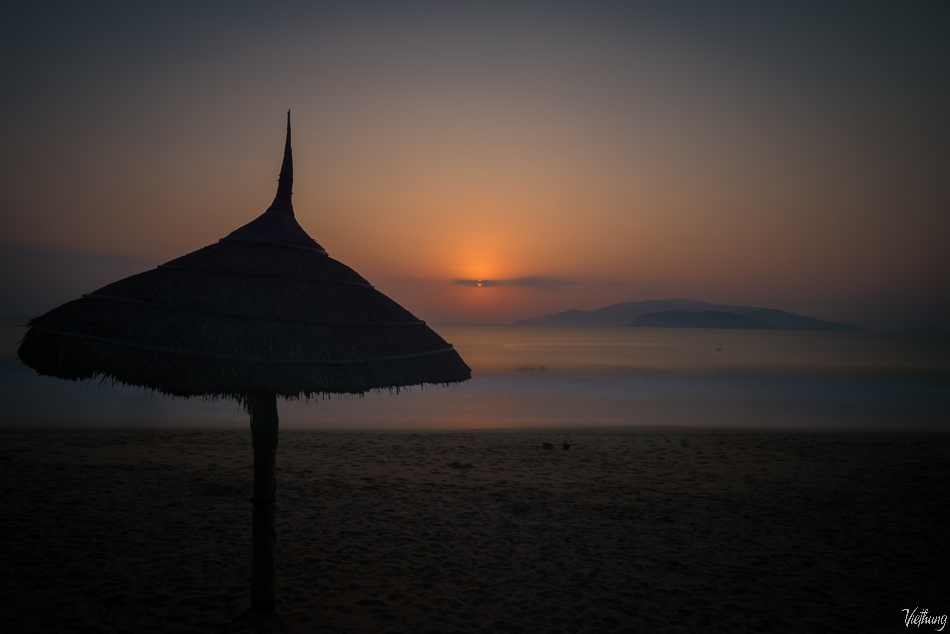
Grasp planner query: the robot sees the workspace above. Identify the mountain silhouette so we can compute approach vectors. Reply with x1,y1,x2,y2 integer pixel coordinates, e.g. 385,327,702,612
515,299,761,327
742,309,862,331
515,300,863,331
631,310,776,329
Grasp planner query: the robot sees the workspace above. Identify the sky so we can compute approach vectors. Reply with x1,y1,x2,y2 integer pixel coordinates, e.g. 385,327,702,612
1,1,948,329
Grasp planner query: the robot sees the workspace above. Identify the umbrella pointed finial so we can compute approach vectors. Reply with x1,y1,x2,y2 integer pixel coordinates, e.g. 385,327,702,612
270,110,293,213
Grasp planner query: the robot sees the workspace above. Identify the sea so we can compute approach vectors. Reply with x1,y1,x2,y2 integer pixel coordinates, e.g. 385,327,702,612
1,318,948,432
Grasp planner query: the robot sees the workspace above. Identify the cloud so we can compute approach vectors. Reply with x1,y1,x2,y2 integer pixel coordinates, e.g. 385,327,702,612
453,277,571,291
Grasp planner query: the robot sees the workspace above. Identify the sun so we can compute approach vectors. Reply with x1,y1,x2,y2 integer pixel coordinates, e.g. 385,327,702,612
477,280,482,287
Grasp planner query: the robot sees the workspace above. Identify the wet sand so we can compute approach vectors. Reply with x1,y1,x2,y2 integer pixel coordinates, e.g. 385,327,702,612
1,429,947,633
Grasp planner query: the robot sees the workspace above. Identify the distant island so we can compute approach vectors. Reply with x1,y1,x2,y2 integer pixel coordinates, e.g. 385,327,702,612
632,309,775,329
515,300,863,331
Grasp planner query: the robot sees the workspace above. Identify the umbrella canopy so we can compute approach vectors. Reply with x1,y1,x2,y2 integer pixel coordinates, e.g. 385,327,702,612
17,112,471,614
18,113,471,399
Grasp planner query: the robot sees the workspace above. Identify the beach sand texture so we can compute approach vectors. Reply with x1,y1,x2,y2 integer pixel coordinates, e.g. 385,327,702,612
1,430,947,633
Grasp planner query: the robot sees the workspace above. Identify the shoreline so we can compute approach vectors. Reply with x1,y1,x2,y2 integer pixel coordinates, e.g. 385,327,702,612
3,424,950,435
4,358,948,433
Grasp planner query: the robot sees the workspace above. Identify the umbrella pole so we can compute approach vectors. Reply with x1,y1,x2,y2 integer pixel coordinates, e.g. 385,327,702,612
250,390,279,612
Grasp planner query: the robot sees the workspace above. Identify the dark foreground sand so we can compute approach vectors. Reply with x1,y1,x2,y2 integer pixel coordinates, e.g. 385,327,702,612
1,430,947,634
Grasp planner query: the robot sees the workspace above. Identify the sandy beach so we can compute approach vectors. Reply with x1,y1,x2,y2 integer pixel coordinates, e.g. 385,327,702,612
1,429,947,633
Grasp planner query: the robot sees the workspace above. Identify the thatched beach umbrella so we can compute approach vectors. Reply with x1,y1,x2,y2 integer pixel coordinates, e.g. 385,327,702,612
18,112,471,612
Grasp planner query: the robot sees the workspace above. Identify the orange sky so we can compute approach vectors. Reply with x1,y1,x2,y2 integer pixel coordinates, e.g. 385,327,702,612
1,2,948,329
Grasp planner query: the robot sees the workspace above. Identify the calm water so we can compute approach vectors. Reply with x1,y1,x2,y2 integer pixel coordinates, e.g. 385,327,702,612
2,319,948,431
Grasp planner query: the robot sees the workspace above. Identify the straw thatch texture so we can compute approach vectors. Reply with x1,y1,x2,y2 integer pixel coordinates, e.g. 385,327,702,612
18,116,470,401
18,234,470,399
